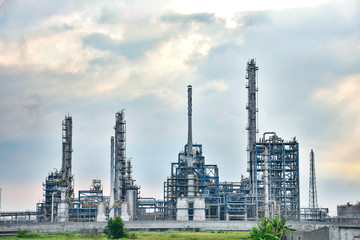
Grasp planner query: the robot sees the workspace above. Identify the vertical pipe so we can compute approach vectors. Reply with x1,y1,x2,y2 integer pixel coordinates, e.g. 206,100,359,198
110,136,115,218
264,148,269,218
187,85,193,155
51,191,56,222
246,60,259,194
187,86,194,199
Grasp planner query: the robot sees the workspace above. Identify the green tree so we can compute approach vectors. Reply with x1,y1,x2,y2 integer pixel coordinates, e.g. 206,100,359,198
250,215,294,240
104,216,128,239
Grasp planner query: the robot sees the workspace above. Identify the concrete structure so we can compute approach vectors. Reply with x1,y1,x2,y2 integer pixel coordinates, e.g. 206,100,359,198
283,226,360,240
337,202,360,218
1,221,360,234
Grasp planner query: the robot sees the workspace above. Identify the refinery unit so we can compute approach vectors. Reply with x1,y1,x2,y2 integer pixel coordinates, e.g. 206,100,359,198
1,59,339,223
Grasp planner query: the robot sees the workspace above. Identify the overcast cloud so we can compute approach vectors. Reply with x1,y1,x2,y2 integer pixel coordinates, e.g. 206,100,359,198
0,0,359,215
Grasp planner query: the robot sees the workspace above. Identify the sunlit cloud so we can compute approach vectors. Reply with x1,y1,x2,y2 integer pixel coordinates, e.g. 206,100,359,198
313,74,360,181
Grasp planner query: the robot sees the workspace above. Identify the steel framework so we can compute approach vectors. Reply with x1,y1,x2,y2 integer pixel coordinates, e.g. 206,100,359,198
252,133,300,220
164,144,220,220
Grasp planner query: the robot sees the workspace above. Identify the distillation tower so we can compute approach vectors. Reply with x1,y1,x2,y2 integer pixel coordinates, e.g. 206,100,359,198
110,110,139,221
37,115,73,222
245,59,300,220
164,85,220,221
246,59,259,193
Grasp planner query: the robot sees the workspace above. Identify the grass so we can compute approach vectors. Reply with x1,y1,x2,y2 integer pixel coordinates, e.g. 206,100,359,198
2,230,250,240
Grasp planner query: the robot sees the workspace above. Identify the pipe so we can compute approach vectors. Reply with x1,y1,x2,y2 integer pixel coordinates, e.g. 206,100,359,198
264,148,269,218
110,136,115,218
262,132,277,142
187,85,193,155
51,191,56,222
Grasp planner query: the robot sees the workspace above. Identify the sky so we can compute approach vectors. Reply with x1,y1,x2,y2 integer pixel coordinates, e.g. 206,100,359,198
0,0,359,216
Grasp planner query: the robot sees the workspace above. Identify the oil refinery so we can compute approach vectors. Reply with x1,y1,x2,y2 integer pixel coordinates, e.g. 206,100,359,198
0,59,353,224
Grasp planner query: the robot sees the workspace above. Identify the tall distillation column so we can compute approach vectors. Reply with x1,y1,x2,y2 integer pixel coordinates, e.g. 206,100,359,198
58,115,73,221
187,85,195,197
109,136,115,218
246,59,259,192
309,149,318,209
114,110,127,205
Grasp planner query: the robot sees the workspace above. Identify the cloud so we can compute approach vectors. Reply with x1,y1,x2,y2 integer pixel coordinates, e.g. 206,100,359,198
151,88,184,109
0,0,359,212
314,74,360,127
83,33,162,60
313,74,360,167
161,12,216,24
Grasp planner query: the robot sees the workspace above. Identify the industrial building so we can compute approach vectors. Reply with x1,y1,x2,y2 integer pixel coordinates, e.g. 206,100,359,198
2,59,305,223
337,202,360,219
244,59,300,220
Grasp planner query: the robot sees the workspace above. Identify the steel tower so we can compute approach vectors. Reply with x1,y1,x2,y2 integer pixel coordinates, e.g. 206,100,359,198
61,115,73,202
114,110,127,203
309,149,318,208
246,59,258,191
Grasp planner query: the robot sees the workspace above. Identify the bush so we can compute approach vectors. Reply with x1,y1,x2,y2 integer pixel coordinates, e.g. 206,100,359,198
104,216,128,239
127,232,137,239
17,229,41,238
250,215,294,240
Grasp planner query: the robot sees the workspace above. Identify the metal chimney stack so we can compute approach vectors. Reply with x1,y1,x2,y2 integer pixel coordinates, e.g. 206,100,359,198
187,85,193,155
309,149,318,209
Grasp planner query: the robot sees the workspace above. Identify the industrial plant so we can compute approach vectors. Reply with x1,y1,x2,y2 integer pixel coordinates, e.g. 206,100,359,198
0,59,357,223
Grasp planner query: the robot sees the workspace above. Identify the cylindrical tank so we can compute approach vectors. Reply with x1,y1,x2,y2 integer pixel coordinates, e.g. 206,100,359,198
126,190,136,220
97,202,107,222
58,202,69,222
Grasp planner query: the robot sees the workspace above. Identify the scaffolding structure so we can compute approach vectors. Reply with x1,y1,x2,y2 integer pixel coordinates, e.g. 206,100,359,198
138,197,164,220
164,143,220,220
252,133,300,220
219,179,250,221
69,180,105,222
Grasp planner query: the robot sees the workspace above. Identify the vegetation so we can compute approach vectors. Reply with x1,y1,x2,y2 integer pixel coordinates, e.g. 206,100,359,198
249,215,294,240
1,230,250,240
104,216,128,239
17,229,42,238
